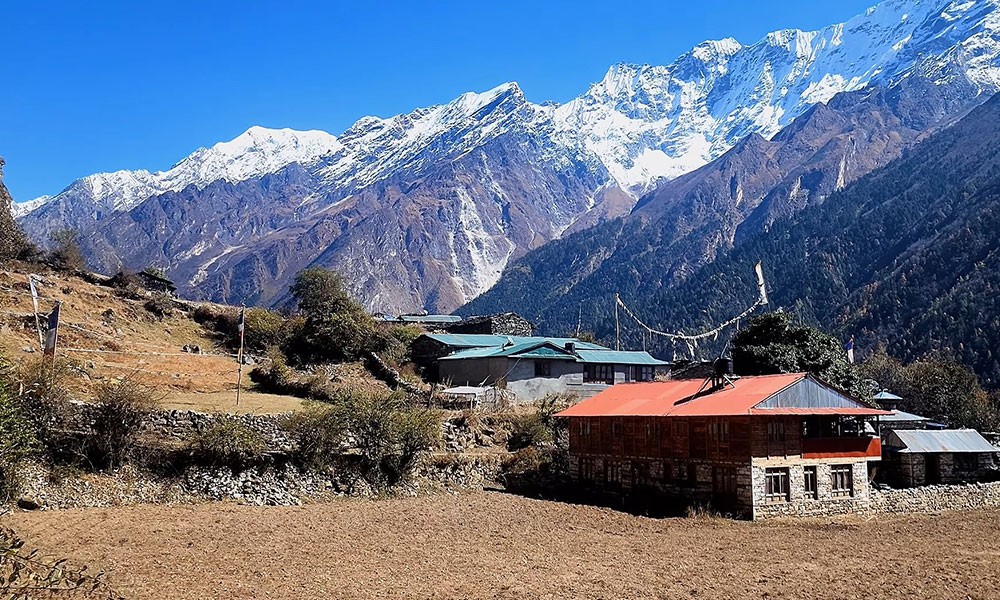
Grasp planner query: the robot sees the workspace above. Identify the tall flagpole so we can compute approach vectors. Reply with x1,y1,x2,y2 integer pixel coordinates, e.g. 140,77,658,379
235,306,246,406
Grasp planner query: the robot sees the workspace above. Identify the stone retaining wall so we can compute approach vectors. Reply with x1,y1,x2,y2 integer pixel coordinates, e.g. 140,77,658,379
870,481,1000,514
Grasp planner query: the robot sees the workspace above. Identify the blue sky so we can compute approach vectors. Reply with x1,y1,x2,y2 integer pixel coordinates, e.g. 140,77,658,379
2,0,876,201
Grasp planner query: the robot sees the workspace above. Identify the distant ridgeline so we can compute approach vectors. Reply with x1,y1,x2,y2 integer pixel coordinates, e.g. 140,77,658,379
465,91,1000,387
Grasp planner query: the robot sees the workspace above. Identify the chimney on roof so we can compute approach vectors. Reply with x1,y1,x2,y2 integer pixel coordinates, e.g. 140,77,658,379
565,341,576,353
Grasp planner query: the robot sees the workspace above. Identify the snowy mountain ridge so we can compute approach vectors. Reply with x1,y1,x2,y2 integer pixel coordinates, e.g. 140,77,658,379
14,0,1000,313
20,0,1000,216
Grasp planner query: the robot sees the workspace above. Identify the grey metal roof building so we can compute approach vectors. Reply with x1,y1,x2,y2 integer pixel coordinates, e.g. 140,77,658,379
886,429,999,454
880,410,931,423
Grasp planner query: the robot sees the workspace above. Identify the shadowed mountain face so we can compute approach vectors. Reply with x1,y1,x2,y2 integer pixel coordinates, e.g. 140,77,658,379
462,76,980,328
631,91,1000,386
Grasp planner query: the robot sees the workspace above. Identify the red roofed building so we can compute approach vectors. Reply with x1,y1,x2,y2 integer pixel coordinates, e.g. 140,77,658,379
556,373,890,519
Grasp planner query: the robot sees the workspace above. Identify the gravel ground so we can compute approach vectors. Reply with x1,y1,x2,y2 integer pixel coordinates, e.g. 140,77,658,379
6,492,1000,599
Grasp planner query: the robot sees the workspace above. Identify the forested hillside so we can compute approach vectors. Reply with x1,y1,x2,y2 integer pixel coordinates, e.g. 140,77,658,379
462,77,979,339
508,92,1000,386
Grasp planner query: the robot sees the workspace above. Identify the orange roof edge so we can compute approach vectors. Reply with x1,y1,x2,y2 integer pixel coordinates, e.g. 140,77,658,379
556,373,883,418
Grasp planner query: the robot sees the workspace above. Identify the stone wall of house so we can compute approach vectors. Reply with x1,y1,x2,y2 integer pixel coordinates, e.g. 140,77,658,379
751,460,871,519
869,481,1000,514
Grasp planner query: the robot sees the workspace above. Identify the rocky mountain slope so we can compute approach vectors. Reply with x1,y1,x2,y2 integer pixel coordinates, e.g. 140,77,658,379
462,74,979,326
620,92,1000,386
17,0,1000,312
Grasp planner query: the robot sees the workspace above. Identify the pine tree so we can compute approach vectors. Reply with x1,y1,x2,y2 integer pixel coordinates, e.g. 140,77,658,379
0,158,31,263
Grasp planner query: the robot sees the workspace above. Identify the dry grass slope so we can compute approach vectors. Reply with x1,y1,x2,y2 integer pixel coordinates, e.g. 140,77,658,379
0,268,308,414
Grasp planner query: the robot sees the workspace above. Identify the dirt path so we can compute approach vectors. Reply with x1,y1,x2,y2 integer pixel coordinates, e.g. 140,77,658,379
7,492,1000,599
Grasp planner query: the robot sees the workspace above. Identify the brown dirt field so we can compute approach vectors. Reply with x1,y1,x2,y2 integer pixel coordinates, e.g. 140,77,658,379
7,492,1000,600
159,390,306,414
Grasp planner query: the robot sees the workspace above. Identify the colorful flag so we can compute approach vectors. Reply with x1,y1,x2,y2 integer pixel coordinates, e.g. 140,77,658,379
844,337,855,364
43,302,61,358
27,275,44,348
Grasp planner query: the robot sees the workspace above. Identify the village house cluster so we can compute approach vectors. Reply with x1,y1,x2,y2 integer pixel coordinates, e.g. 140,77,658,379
399,312,1000,519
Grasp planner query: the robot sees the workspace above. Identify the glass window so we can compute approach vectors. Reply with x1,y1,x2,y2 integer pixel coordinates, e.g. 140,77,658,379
831,464,853,498
709,419,730,443
765,468,789,503
803,466,818,499
767,420,786,443
534,360,552,377
956,454,980,471
713,467,737,494
584,363,614,384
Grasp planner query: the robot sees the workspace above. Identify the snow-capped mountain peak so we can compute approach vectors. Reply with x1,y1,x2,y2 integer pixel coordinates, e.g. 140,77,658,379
165,126,342,189
14,0,1000,314
22,126,342,215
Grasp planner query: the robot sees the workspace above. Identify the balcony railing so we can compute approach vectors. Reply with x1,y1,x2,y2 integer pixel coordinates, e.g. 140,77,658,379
802,436,881,460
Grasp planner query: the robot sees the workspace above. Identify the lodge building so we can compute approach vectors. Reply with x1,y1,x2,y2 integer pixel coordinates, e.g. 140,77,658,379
556,373,890,519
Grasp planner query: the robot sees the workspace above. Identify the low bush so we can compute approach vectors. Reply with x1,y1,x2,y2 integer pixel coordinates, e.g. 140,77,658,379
194,305,293,353
0,364,38,502
15,358,74,454
506,393,571,452
282,403,348,471
282,391,439,490
144,293,176,319
191,417,268,472
85,377,155,470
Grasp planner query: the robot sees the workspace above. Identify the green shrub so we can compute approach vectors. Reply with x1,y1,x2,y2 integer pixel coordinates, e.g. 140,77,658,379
85,377,155,470
282,403,348,471
284,268,385,364
282,391,439,490
0,363,38,501
191,417,268,472
194,305,292,353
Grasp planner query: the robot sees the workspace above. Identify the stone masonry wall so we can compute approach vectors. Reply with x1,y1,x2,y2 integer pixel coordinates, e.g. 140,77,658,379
869,481,1000,514
751,460,871,519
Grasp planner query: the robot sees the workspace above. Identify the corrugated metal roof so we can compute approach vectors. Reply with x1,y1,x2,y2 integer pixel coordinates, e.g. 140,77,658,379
751,407,892,416
573,350,669,366
556,373,890,418
423,333,606,350
439,341,578,360
881,410,930,422
890,429,999,453
398,314,462,323
873,391,903,402
440,386,487,395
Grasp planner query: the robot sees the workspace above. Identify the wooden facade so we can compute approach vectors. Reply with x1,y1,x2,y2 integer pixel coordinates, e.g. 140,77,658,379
558,375,889,519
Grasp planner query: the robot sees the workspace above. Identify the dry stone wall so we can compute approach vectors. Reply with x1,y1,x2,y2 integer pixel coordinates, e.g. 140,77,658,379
870,481,1000,514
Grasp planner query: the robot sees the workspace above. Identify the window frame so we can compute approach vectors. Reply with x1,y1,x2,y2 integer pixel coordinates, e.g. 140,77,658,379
713,466,737,495
583,363,615,384
764,467,790,503
956,453,980,472
830,464,854,498
767,419,786,444
534,360,552,378
803,465,818,500
709,419,730,443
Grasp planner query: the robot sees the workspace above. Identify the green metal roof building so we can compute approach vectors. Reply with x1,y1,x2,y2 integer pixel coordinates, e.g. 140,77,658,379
414,333,667,404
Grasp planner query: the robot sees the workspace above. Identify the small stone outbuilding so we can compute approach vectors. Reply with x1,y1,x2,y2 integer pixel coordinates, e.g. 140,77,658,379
881,429,999,487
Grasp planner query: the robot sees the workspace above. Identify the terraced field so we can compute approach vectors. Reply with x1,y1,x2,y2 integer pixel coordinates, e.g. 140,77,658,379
7,492,1000,599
